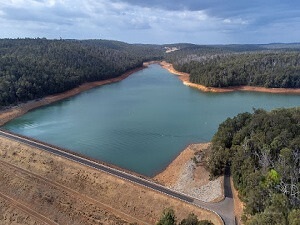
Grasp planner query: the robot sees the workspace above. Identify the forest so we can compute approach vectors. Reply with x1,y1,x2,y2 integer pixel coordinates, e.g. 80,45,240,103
165,44,300,88
1,39,300,224
0,38,163,108
1,39,300,108
207,107,300,225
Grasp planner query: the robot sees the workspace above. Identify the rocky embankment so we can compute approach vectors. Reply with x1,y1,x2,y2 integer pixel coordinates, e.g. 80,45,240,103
154,143,224,202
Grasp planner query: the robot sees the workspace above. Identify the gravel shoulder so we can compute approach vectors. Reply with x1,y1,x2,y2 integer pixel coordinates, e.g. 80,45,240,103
231,178,244,225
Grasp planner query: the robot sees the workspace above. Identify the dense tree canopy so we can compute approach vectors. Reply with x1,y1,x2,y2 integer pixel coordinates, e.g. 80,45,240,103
207,107,300,224
0,38,163,107
1,39,299,224
188,52,300,88
1,39,300,108
165,44,300,88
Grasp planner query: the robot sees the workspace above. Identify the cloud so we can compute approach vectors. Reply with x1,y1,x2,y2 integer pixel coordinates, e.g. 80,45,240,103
1,0,88,25
0,0,299,44
113,0,216,12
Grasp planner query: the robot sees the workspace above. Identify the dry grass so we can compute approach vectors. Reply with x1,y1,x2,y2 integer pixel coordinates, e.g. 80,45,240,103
0,137,222,225
0,197,44,225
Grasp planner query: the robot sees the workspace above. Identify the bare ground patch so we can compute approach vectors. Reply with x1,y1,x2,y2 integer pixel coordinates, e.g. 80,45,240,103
0,137,222,225
154,143,224,203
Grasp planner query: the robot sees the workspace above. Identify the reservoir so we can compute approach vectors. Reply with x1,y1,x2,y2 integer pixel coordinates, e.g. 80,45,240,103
2,64,300,176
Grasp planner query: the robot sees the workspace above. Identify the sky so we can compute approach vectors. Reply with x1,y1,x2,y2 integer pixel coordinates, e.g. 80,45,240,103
0,0,299,44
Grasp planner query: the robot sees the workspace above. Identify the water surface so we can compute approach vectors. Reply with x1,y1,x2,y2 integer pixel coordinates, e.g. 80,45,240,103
3,65,300,176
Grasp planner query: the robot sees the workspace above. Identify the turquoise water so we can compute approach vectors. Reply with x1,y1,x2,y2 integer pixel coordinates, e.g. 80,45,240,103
2,65,300,176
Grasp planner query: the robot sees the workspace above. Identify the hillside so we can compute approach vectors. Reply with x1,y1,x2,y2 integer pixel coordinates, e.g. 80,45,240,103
207,107,300,225
1,39,300,108
0,135,221,225
165,44,300,89
0,39,163,108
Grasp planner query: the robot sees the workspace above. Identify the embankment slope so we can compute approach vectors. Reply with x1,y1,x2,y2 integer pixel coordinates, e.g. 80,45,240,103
0,136,222,225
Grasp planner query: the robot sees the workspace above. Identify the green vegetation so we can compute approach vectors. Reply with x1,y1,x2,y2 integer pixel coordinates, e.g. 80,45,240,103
0,38,163,108
1,39,300,108
165,44,300,88
207,107,300,224
157,208,213,225
1,39,299,223
188,52,300,88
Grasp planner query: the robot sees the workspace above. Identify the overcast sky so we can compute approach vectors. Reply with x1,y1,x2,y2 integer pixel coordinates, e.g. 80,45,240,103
0,0,299,44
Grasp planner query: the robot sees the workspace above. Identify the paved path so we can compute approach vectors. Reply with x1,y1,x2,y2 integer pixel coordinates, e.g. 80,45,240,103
194,167,235,225
0,129,235,225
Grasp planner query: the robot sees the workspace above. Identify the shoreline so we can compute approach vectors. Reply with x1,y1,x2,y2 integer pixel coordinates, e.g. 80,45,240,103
0,60,236,220
0,65,147,126
3,60,299,126
160,61,300,94
0,136,223,225
154,142,243,221
154,143,224,203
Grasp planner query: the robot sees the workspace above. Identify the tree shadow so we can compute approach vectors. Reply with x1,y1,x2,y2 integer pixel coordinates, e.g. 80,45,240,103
224,166,233,198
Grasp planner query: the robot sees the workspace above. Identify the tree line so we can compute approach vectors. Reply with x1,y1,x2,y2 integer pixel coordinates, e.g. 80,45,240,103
165,44,300,88
2,39,300,108
207,107,300,225
187,52,300,88
0,38,163,108
156,208,213,225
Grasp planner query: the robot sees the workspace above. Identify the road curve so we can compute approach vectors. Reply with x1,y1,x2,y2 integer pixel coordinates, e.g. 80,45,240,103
0,129,234,225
